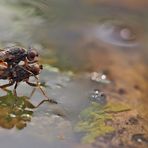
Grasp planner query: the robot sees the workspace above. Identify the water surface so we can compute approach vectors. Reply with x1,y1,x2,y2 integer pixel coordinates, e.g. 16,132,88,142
0,0,148,148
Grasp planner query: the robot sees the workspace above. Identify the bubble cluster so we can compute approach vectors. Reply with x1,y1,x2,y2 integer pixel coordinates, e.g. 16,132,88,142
89,89,107,105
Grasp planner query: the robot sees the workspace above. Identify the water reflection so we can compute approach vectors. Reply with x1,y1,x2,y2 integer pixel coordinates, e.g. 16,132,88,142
0,90,34,129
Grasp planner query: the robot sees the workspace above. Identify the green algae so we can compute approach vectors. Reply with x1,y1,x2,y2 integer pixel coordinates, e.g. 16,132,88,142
43,64,60,73
0,90,35,129
105,102,131,113
43,64,74,76
75,102,130,143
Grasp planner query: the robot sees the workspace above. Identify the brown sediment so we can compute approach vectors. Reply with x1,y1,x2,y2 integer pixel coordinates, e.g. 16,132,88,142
82,44,148,147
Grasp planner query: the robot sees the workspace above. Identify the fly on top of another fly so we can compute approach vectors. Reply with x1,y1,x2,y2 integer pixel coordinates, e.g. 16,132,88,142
0,46,57,106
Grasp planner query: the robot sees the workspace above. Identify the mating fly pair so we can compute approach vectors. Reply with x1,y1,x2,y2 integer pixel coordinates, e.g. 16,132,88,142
0,46,57,105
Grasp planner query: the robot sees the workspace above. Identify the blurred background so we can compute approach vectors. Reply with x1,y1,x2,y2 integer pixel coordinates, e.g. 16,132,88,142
0,1,148,148
0,0,148,71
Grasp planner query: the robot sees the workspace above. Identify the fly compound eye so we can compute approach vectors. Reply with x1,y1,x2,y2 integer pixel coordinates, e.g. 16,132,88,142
27,49,38,61
30,64,41,75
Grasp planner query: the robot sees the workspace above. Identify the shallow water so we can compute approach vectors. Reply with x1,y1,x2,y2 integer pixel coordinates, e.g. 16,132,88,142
0,0,148,148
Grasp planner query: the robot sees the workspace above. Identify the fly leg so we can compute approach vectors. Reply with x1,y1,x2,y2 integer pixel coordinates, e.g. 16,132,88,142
26,81,57,104
0,81,15,93
29,87,36,99
13,82,18,96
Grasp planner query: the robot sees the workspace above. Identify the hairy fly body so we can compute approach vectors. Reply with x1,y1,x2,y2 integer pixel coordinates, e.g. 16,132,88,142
0,46,57,105
0,46,38,66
